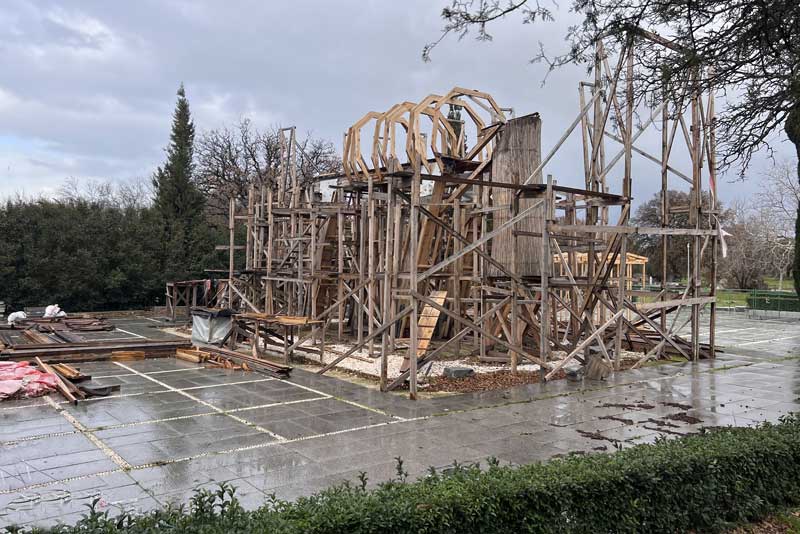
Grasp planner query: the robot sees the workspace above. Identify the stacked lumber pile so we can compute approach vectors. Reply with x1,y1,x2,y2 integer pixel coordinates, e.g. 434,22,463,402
1,338,192,363
176,345,291,377
176,347,253,371
9,316,115,332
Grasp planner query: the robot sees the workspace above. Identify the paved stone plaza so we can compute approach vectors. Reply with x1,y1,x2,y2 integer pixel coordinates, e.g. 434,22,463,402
2,312,800,528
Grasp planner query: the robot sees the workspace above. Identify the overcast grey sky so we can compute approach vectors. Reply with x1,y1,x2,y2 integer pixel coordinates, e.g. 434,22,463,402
0,0,794,205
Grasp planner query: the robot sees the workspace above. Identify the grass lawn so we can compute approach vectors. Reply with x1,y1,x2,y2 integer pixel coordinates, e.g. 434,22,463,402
764,277,795,291
716,290,749,308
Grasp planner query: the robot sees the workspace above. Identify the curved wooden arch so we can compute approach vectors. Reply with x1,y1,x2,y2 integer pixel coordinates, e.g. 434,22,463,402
343,87,506,181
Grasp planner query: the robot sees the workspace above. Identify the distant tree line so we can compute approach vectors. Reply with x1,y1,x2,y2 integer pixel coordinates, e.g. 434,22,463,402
0,85,338,313
1,185,166,311
631,161,797,289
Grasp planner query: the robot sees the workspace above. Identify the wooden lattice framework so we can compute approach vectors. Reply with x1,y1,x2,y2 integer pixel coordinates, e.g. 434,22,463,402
209,33,720,399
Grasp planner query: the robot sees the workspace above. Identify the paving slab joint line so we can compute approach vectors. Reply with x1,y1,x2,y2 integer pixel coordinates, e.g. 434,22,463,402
0,395,333,448
131,414,433,470
286,380,407,420
2,350,793,496
75,376,278,403
113,361,288,442
2,377,276,409
91,367,208,379
42,396,133,471
0,468,125,496
2,414,434,495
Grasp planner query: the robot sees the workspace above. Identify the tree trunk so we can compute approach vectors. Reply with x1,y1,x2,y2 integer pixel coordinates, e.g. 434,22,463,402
786,105,800,297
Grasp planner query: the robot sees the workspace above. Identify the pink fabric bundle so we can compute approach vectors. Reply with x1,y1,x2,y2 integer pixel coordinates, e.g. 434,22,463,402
0,361,58,400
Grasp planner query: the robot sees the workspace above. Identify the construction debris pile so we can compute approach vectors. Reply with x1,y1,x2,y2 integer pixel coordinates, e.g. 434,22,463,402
0,314,195,404
0,361,57,400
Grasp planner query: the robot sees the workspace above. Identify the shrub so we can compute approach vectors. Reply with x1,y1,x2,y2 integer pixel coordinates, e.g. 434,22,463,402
747,290,800,312
19,414,800,534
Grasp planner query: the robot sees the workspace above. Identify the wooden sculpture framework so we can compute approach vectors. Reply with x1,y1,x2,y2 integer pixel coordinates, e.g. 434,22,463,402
213,32,720,399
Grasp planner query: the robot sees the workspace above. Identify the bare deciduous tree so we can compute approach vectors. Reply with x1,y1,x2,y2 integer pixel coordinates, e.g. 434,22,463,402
195,119,340,217
755,160,799,290
427,0,800,292
721,201,772,289
57,177,153,209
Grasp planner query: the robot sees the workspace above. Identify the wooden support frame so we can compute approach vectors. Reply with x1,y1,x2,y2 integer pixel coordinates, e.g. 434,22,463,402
186,42,719,400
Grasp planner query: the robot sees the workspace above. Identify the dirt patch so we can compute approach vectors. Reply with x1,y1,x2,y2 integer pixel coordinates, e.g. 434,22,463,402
577,429,620,444
599,415,635,425
418,369,567,393
642,425,690,436
662,401,694,410
600,401,656,410
645,417,681,428
665,412,703,425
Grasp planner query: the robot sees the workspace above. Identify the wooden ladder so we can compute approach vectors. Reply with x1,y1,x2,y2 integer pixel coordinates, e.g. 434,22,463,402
400,290,447,372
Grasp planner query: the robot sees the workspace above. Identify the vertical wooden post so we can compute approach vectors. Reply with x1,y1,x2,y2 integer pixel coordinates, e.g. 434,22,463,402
380,178,394,391
510,174,519,374
472,209,480,351
391,203,401,350
228,196,235,308
408,149,421,400
708,80,718,358
539,176,553,380
310,207,318,344
615,38,634,369
453,200,463,358
587,42,603,326
257,184,265,270
246,184,255,271
337,208,344,340
566,193,579,341
690,68,702,361
660,87,669,333
368,170,376,357
266,186,274,315
357,202,366,344
479,184,489,362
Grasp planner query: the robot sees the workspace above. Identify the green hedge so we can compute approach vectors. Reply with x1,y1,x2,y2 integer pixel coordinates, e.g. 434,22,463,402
747,290,800,312
22,414,800,534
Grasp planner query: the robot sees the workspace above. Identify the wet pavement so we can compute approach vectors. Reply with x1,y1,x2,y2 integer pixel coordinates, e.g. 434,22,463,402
2,313,800,528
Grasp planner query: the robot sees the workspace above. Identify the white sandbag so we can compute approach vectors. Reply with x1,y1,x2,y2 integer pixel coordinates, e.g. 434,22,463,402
44,304,65,318
7,311,26,324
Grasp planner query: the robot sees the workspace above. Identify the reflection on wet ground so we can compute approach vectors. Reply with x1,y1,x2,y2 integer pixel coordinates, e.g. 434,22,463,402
2,313,800,528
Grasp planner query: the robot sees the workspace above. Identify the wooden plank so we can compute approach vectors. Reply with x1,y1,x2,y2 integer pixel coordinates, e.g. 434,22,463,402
400,290,447,372
111,351,145,361
635,296,714,311
176,348,209,363
22,329,58,344
548,224,717,236
36,357,79,404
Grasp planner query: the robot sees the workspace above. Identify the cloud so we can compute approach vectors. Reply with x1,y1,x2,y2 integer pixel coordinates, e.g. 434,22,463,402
0,0,792,204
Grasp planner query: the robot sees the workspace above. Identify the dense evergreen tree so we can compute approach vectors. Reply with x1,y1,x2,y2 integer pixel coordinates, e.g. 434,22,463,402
152,84,213,282
0,196,164,311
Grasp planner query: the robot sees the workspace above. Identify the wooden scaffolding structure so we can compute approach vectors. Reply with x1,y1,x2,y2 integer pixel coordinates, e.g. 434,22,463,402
214,33,720,399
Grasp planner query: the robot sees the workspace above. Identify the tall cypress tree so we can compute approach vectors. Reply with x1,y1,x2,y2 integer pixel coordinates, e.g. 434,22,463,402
153,84,209,282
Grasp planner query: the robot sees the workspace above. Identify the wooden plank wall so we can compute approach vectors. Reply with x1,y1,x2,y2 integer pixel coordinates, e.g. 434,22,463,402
489,113,543,276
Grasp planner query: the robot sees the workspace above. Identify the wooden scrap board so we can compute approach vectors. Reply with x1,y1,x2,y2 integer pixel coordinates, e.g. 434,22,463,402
400,290,447,372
